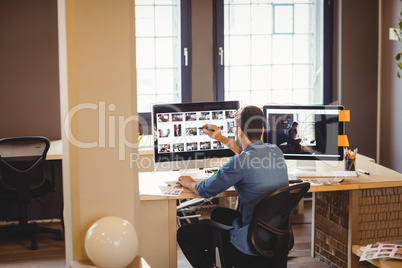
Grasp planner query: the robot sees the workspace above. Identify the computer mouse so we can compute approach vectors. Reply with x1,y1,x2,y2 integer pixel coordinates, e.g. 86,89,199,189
288,173,303,183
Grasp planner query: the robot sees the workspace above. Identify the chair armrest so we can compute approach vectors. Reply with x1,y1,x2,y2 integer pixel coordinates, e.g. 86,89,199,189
198,219,234,232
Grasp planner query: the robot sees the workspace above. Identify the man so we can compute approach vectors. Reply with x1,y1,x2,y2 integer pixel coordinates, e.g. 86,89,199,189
177,105,289,267
287,121,301,153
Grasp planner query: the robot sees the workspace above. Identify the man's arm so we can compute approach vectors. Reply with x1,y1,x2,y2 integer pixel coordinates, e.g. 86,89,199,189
201,124,240,154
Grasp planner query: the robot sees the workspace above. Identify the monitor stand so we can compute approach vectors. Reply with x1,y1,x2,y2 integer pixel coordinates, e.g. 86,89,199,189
179,168,209,179
294,160,316,172
286,159,345,174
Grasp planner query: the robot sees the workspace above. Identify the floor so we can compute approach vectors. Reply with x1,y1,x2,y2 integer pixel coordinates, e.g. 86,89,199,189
0,220,65,268
0,200,330,268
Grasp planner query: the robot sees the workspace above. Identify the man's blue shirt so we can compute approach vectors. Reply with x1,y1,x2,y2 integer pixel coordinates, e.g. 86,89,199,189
195,140,289,255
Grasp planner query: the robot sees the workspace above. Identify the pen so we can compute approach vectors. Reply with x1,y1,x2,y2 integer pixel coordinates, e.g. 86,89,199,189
357,169,370,175
198,127,215,132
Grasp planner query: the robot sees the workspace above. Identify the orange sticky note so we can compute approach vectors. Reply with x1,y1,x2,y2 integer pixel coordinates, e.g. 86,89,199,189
338,135,349,147
339,110,350,122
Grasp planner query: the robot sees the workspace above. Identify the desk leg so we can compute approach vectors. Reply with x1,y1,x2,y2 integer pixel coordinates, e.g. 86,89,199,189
349,190,359,268
167,199,178,268
311,193,316,258
140,199,178,268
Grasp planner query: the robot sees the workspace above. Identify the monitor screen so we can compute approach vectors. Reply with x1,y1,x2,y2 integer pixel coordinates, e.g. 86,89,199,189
263,105,344,161
152,101,240,171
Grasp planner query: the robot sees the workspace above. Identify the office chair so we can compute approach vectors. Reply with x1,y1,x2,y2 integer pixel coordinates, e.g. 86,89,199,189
201,182,310,268
0,136,63,250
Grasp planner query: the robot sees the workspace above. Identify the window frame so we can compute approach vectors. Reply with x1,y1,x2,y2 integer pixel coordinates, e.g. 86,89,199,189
181,0,192,103
213,0,224,101
323,0,334,104
213,0,334,105
137,0,192,134
137,0,334,134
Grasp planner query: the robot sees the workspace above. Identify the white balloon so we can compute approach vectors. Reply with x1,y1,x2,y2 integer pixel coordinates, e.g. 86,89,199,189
85,216,138,268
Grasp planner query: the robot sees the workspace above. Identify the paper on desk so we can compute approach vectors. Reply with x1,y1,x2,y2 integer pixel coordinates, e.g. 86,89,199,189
139,170,207,196
159,186,183,196
139,183,183,196
359,242,402,261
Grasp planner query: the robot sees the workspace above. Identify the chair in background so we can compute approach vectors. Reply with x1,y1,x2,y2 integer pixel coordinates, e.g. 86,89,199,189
203,181,311,268
0,136,63,250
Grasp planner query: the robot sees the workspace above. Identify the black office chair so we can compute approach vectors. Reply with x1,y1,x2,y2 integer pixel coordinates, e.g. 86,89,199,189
0,136,63,250
202,182,311,268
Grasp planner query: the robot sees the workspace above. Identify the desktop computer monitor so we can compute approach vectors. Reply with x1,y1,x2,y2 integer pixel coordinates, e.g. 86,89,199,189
152,101,240,171
262,105,344,171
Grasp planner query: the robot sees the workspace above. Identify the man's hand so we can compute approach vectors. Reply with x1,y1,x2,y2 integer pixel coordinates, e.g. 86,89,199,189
201,124,240,155
201,124,222,140
178,176,197,192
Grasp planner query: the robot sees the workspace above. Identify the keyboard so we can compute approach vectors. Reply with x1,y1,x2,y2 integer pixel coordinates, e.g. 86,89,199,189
302,177,344,186
294,170,357,178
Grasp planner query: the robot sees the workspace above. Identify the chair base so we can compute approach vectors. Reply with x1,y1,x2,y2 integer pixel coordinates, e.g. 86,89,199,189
0,222,63,250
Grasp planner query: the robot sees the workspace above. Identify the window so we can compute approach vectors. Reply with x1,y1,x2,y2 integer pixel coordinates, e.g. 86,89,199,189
135,0,181,113
134,0,332,116
222,0,325,106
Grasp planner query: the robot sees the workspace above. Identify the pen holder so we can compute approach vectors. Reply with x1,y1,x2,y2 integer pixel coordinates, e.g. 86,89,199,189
345,158,356,171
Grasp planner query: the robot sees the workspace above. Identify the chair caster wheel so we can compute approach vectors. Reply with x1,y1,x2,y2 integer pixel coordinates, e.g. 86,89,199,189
31,241,38,250
56,233,63,241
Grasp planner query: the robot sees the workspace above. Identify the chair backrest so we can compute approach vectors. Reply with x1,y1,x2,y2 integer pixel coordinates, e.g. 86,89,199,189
247,182,310,257
0,136,50,192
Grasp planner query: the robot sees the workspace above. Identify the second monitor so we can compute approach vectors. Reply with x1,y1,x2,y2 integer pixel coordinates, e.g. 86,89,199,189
263,105,344,162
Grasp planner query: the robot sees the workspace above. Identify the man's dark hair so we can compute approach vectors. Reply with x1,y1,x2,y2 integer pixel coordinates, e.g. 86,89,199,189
235,105,265,141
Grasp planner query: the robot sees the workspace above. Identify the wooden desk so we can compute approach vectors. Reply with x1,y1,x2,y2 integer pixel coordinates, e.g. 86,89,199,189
47,140,63,160
307,159,402,193
352,245,402,268
139,157,402,268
